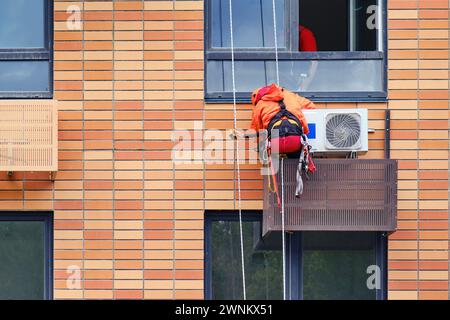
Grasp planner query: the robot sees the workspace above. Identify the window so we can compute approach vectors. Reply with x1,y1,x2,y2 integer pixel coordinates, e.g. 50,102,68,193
205,212,387,300
0,212,53,299
0,0,52,98
300,232,386,300
205,0,386,101
205,211,283,299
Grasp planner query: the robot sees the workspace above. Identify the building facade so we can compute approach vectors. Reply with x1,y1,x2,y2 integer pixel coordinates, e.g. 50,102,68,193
0,0,448,300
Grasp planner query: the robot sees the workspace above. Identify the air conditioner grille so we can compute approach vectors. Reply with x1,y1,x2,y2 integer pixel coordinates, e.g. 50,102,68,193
325,113,361,149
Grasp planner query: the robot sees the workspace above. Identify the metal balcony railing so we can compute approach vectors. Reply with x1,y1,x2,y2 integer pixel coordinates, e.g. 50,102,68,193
263,159,398,235
0,100,58,172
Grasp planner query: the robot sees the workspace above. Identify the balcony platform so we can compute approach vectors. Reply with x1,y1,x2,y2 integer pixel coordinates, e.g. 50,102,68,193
263,159,398,236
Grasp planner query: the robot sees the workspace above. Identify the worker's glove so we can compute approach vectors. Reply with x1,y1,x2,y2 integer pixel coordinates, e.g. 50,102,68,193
230,129,245,140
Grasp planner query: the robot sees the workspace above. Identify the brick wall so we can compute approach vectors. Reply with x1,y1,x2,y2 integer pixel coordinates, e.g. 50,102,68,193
55,0,205,299
386,0,449,300
0,0,448,300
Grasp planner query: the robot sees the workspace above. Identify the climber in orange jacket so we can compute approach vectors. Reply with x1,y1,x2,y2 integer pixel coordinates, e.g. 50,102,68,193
231,83,316,204
248,84,316,204
250,83,315,135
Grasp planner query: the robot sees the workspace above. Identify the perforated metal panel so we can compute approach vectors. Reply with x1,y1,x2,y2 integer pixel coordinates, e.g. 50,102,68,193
263,159,397,235
0,100,58,172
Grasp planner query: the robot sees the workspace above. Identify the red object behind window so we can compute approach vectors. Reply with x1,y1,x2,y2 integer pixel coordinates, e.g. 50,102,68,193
299,25,317,51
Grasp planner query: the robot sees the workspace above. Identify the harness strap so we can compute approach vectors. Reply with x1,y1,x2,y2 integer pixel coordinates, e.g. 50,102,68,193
267,100,303,138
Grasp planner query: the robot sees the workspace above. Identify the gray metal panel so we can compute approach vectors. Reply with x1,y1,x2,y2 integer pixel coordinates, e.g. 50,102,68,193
263,159,398,235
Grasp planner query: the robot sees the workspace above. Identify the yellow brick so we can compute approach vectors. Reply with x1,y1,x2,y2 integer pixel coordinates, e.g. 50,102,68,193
114,221,143,230
144,281,173,290
84,2,113,11
174,1,203,10
114,231,144,240
114,270,143,280
144,1,173,11
388,10,418,20
114,280,143,290
419,271,449,280
84,260,113,269
388,291,418,300
54,290,84,299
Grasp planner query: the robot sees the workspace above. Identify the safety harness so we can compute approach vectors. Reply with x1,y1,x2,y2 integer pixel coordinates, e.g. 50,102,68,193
266,100,316,208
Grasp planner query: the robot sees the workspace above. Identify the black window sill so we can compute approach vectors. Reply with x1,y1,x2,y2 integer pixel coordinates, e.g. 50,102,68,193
0,92,53,99
205,95,388,104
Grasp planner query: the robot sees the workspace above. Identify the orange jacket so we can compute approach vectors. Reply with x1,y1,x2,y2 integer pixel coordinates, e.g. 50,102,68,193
250,84,315,135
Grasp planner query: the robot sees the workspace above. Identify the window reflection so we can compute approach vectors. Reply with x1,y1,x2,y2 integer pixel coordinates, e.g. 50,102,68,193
211,0,285,49
302,232,378,300
207,60,382,94
210,220,283,300
0,61,49,92
0,221,46,299
0,0,45,48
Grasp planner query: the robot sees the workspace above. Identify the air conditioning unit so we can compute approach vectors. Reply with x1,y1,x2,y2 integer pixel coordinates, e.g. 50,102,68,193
303,109,368,153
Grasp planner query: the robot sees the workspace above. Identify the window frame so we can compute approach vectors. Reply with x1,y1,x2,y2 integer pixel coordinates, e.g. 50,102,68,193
207,0,295,52
204,0,388,102
0,0,53,99
205,211,387,300
0,211,54,300
289,231,388,300
204,210,263,300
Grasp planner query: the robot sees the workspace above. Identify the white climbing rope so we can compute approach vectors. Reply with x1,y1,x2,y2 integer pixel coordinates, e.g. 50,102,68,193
228,0,285,301
228,0,246,300
272,0,286,301
272,0,280,84
281,157,286,300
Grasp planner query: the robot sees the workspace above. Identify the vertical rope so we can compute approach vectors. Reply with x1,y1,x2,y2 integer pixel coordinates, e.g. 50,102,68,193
273,0,285,300
228,0,246,300
271,0,280,84
281,157,286,300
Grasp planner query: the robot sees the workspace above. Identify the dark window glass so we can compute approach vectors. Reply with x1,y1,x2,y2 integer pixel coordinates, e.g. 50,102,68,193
211,0,285,49
209,219,283,299
0,0,45,48
353,0,378,51
0,221,46,299
0,61,50,92
299,0,378,51
302,232,378,300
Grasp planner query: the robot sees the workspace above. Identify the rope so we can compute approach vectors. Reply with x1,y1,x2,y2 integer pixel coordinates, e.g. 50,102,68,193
271,0,280,84
228,0,283,301
228,0,246,300
272,0,286,300
281,157,286,300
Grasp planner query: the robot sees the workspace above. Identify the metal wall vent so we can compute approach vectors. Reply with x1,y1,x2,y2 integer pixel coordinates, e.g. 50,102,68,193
0,100,58,172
